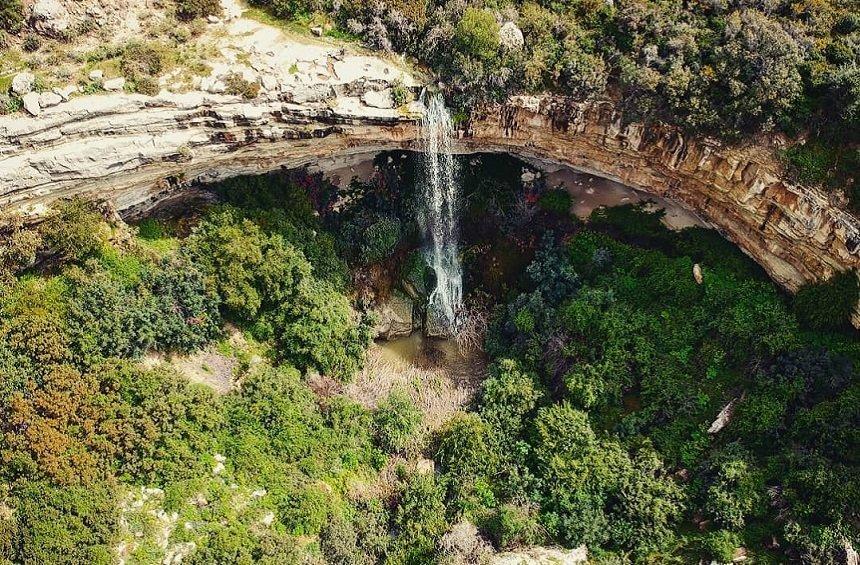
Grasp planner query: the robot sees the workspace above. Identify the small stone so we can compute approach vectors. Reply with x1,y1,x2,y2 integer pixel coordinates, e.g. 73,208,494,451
213,461,225,475
214,453,226,463
206,15,221,24
22,92,41,116
11,72,35,95
693,263,703,284
102,77,126,91
88,69,104,81
53,84,76,101
38,91,62,108
310,26,323,37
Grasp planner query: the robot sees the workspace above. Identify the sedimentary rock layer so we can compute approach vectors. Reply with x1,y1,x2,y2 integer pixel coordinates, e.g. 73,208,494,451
1,90,857,317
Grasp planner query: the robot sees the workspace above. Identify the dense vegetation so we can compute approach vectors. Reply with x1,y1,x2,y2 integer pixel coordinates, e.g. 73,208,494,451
0,156,857,563
240,0,859,207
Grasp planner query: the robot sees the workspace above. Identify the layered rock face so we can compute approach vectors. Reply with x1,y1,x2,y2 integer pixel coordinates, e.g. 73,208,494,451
1,85,858,319
467,97,860,293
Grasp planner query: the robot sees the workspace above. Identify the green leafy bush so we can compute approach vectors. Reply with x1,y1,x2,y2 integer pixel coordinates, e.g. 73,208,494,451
793,270,859,330
176,0,222,20
455,8,499,61
537,188,572,215
0,0,24,33
373,391,421,453
39,198,105,262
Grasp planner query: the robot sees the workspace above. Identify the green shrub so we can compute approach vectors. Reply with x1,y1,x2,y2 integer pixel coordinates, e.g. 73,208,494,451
39,198,105,262
132,76,160,95
701,530,740,562
224,72,260,99
0,0,23,32
537,188,572,215
145,257,222,353
793,270,859,330
489,503,545,549
120,42,167,80
360,216,402,264
176,0,222,20
781,142,838,186
373,391,421,453
392,473,447,562
10,481,118,564
435,413,495,482
455,8,499,61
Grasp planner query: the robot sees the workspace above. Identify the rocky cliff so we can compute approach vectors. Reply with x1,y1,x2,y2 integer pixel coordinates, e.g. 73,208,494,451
1,71,858,320
467,97,860,293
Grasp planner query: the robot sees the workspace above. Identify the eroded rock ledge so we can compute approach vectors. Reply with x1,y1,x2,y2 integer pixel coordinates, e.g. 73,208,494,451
469,97,860,293
1,87,857,317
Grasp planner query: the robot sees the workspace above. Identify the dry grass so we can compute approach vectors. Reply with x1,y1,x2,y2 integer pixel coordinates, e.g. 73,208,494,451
345,339,487,434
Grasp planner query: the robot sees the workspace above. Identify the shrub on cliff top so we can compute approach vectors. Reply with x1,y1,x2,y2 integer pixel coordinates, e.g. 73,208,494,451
0,0,24,33
176,0,222,20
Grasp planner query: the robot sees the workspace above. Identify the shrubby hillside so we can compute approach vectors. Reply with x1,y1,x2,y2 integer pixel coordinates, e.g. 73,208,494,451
1,160,857,563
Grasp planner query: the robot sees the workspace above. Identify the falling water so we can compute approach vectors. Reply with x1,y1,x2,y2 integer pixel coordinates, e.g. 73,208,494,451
419,93,463,333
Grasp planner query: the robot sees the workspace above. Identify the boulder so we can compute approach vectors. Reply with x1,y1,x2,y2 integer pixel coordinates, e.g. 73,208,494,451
374,293,414,340
103,77,126,91
11,72,35,96
53,84,77,101
88,69,104,81
310,26,324,37
260,74,280,92
38,91,62,108
362,88,395,109
200,76,227,94
30,0,71,37
21,92,41,116
499,21,525,51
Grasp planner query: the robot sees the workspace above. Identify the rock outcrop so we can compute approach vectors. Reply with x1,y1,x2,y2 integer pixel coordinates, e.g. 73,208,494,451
466,97,859,296
1,81,858,323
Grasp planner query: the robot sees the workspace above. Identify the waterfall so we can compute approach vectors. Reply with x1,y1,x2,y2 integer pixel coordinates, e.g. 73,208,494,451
419,93,463,333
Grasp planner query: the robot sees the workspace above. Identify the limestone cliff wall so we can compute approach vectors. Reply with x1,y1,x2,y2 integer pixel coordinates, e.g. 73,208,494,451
467,97,860,292
1,89,857,321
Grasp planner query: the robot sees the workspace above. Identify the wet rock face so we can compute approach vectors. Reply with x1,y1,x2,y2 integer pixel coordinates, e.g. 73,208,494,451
0,89,857,324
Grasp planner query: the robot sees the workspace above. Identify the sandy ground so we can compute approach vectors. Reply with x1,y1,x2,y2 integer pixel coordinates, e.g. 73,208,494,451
542,164,707,230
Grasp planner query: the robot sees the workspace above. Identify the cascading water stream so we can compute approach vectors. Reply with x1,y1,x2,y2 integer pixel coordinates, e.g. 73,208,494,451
418,93,463,333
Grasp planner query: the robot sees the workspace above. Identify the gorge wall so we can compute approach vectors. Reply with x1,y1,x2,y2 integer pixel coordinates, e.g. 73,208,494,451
1,83,858,319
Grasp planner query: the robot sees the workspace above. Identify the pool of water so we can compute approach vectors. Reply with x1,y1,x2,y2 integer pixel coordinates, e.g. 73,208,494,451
375,333,487,386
